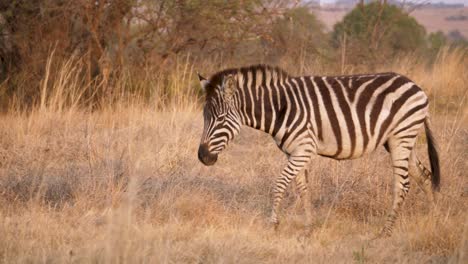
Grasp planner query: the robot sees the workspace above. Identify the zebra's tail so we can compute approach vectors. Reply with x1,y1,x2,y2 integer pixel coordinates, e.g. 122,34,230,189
424,118,440,192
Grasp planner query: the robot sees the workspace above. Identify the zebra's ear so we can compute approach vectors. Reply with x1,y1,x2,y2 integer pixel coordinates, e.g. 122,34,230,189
198,72,209,92
222,74,236,101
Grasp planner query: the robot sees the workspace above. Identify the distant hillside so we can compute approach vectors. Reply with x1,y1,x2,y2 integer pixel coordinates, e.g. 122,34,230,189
314,6,468,39
331,0,464,9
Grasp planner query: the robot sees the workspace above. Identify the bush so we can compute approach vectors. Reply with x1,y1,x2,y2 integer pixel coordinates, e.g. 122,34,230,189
0,0,300,110
332,2,426,63
265,7,328,63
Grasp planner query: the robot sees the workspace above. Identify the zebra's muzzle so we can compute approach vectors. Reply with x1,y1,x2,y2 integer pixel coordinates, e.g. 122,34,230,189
198,143,218,166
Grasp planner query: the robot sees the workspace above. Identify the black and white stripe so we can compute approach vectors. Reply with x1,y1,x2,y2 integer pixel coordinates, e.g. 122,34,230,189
197,65,440,236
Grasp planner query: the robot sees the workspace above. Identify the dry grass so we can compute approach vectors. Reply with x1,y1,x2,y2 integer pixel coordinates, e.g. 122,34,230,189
0,49,467,263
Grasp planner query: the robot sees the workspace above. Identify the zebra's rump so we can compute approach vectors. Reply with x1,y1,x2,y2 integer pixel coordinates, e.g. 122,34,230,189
304,73,429,160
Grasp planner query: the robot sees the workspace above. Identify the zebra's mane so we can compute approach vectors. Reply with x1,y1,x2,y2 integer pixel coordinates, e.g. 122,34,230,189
206,64,290,96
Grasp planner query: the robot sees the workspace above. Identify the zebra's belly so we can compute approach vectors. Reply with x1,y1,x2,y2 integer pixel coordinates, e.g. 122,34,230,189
315,136,382,160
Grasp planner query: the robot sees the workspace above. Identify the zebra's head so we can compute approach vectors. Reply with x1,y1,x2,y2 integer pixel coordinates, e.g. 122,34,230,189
197,72,241,166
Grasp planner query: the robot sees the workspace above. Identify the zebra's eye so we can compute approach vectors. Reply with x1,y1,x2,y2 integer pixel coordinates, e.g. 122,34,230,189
216,114,226,122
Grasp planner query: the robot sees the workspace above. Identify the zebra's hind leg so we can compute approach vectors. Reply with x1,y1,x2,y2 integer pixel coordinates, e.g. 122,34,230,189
270,154,310,230
295,169,312,232
386,143,434,204
380,138,415,237
408,151,435,204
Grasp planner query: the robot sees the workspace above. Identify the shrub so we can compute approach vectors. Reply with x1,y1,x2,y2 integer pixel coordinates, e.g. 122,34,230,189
265,7,328,64
332,2,426,64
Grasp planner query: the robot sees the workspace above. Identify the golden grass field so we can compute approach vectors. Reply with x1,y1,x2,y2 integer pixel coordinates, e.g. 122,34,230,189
0,48,467,263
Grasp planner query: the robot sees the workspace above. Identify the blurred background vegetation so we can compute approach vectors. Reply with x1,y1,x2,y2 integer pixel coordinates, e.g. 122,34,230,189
0,0,466,111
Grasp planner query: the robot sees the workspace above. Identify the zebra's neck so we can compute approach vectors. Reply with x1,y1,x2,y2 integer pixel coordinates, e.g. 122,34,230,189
233,68,290,137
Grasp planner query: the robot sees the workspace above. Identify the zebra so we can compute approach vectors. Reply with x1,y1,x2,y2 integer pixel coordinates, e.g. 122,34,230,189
197,65,440,237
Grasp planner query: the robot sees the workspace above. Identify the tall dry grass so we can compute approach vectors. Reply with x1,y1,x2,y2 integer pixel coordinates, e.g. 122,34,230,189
0,48,467,263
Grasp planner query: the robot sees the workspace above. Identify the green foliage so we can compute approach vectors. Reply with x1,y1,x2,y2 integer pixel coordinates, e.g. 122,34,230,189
426,30,468,59
332,2,426,61
427,31,447,55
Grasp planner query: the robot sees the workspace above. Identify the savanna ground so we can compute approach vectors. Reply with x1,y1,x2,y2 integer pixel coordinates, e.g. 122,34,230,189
0,48,467,263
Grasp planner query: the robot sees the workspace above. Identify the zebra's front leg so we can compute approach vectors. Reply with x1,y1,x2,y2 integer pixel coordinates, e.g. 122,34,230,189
270,154,311,230
295,169,313,231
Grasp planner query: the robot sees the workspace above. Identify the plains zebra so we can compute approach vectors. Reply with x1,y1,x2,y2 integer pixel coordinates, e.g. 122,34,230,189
197,65,440,236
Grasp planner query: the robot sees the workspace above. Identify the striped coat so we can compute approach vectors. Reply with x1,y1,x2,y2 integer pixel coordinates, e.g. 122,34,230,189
197,65,439,236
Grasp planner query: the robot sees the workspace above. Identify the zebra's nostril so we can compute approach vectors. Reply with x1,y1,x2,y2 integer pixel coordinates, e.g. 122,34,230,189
198,144,217,166
198,144,206,163
198,148,203,162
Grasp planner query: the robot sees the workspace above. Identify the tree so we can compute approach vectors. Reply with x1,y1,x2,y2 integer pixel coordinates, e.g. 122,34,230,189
427,31,446,54
266,7,327,63
332,2,426,63
0,0,134,103
0,0,299,108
